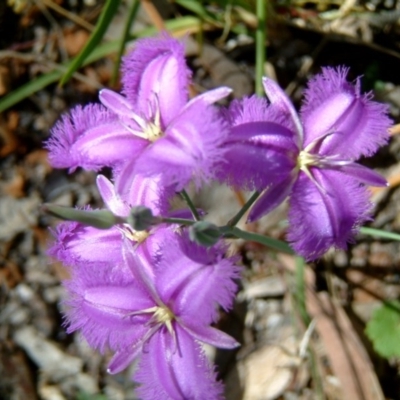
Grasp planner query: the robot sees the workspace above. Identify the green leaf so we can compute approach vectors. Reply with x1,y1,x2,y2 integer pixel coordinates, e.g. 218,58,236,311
175,0,221,25
294,256,311,325
60,0,122,86
365,300,400,359
359,227,400,242
77,392,108,400
221,226,295,254
0,16,202,113
42,204,124,229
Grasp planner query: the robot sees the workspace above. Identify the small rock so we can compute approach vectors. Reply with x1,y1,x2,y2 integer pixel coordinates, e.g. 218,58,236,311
14,327,83,378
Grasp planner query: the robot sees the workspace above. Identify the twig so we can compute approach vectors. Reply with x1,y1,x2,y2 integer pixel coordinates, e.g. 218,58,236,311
39,0,95,31
141,0,166,32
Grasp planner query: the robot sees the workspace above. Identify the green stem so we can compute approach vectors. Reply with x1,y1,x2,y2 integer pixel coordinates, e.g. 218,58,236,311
220,225,294,254
111,0,140,85
160,217,196,226
60,0,122,85
179,190,201,221
227,191,260,227
360,227,400,241
294,256,311,325
255,0,266,96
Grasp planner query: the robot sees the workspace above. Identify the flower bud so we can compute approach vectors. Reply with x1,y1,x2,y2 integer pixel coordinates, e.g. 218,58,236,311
127,206,154,231
189,221,221,247
42,204,122,229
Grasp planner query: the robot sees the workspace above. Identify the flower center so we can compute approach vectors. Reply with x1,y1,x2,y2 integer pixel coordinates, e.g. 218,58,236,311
297,150,321,171
120,224,150,243
153,305,175,325
130,304,176,340
128,95,164,142
143,121,163,142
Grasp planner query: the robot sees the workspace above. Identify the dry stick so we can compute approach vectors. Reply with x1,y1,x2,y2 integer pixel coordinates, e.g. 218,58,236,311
141,0,166,32
285,35,328,97
40,0,95,31
34,0,70,62
0,51,103,90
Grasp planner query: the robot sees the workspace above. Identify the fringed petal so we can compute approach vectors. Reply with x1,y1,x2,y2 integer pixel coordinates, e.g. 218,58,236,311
135,326,224,400
135,100,228,190
217,139,296,191
155,234,240,324
226,95,298,135
70,123,148,170
96,175,130,217
262,77,304,144
332,162,388,187
122,34,191,126
45,103,120,171
107,346,142,375
301,67,391,158
48,221,125,268
248,173,296,221
288,168,372,260
181,324,239,349
63,264,149,352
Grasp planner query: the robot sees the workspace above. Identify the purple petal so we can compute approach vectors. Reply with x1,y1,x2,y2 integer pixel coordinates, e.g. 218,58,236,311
135,100,228,189
226,121,298,144
184,87,232,108
113,161,175,215
122,34,191,126
181,324,239,349
123,237,162,305
226,95,296,133
107,347,142,375
63,264,149,352
288,168,372,260
45,104,119,171
156,235,240,324
301,67,391,158
97,175,129,217
333,162,388,187
217,138,297,191
70,122,148,170
99,89,136,118
48,221,125,268
84,286,152,312
135,325,224,400
263,77,303,144
248,173,296,221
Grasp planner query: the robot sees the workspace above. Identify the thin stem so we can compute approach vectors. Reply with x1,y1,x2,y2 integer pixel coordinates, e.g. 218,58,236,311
227,191,260,227
360,227,400,241
294,256,311,325
141,0,166,31
111,0,140,85
255,0,266,96
40,0,94,31
179,190,201,221
220,225,294,254
159,217,196,226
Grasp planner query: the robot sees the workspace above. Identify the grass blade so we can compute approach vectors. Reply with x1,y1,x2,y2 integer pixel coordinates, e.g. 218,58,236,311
0,16,201,113
111,0,140,85
255,0,266,96
359,227,400,241
59,0,121,86
222,226,295,254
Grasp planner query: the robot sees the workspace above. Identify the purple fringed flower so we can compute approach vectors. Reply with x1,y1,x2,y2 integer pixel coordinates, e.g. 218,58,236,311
48,171,173,268
64,232,240,399
220,67,392,260
46,34,231,190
